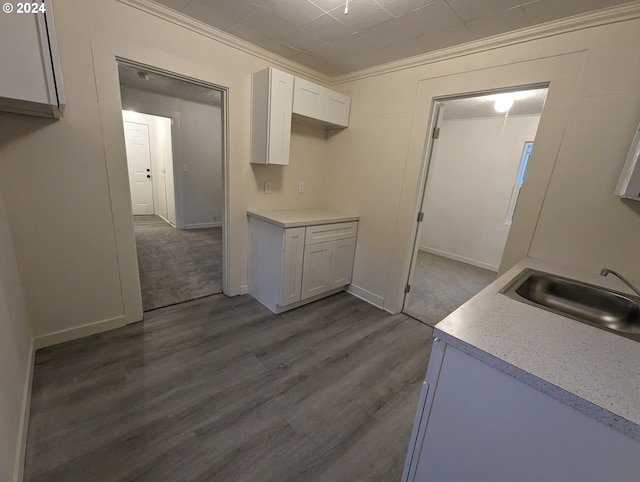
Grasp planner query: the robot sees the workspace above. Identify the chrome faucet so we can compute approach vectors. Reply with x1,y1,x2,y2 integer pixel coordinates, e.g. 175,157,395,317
600,268,640,297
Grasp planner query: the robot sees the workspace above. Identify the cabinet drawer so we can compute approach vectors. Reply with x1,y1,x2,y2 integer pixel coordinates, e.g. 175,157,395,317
305,222,358,245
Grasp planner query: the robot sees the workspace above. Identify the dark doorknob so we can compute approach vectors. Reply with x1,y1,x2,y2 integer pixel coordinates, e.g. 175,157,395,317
147,174,151,179
146,168,150,172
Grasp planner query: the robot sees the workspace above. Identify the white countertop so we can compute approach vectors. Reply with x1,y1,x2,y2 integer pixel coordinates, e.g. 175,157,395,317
247,208,359,228
433,257,640,440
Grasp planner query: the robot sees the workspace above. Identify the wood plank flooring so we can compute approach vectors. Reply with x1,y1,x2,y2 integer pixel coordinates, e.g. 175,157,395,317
24,292,433,481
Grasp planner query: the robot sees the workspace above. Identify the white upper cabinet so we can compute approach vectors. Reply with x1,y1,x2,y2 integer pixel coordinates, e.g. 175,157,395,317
250,68,351,165
0,0,65,118
293,77,351,128
251,68,294,165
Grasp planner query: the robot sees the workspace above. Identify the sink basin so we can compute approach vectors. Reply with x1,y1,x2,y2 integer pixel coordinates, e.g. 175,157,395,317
501,269,640,341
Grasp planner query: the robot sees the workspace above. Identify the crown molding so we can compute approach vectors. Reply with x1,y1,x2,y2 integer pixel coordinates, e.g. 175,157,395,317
332,1,640,84
117,0,640,86
115,0,332,84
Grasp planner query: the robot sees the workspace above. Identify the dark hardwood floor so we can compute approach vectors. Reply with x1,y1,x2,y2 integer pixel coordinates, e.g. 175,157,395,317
24,292,433,481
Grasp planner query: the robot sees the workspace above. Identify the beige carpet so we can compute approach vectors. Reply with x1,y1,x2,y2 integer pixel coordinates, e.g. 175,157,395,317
404,250,497,327
133,215,222,311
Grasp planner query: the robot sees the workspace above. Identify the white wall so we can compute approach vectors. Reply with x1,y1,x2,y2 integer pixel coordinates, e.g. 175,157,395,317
326,12,640,312
420,115,541,271
121,86,223,228
0,0,330,343
0,187,33,482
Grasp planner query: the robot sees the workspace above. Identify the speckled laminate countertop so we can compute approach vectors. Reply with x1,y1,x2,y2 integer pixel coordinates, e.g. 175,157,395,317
434,257,640,441
247,208,359,228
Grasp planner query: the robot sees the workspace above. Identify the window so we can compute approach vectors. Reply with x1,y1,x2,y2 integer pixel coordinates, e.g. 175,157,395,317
506,142,533,224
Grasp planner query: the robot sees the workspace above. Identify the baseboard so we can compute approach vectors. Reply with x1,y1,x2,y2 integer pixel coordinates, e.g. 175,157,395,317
418,246,499,272
13,338,35,482
239,284,249,295
273,287,345,314
346,283,385,310
157,214,175,227
33,315,128,349
183,222,222,229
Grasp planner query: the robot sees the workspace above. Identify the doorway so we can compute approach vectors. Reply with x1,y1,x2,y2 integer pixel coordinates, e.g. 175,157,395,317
404,86,548,325
117,61,225,312
123,111,175,222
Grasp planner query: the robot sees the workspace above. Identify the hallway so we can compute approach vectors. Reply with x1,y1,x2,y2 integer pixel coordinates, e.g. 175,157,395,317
133,216,222,310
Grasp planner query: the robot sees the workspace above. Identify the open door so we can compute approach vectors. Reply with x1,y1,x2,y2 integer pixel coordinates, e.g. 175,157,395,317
403,101,445,309
403,86,548,325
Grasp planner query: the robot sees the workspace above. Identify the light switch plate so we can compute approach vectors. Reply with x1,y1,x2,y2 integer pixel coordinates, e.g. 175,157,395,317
298,181,304,194
264,181,272,194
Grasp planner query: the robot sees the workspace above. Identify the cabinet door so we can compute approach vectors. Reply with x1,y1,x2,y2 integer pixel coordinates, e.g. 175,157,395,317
323,91,351,128
0,0,65,117
292,77,323,119
407,346,640,482
329,238,356,288
268,69,294,165
251,68,293,165
281,227,305,306
301,241,333,300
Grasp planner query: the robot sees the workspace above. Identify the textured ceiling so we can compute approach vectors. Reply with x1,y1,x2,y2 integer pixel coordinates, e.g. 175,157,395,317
151,0,633,76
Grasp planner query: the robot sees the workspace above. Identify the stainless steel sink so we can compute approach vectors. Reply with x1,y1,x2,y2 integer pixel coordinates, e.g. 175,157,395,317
501,269,640,341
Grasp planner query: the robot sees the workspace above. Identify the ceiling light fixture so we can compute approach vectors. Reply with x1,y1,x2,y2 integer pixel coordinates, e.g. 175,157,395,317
345,0,349,15
494,97,513,113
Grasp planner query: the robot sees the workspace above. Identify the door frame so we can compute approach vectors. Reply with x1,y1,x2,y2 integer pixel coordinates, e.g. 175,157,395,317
402,83,549,311
116,56,229,298
121,104,183,226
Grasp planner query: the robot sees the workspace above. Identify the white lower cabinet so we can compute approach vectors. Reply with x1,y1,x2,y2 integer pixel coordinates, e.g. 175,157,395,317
301,241,333,300
281,227,305,306
248,215,357,314
329,238,357,288
300,237,355,300
403,339,640,482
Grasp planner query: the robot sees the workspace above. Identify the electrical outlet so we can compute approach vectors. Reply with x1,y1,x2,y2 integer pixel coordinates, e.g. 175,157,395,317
264,181,272,194
298,181,305,194
213,216,217,222
183,164,188,172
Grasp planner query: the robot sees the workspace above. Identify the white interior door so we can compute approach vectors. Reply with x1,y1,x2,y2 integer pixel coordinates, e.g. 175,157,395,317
124,121,154,215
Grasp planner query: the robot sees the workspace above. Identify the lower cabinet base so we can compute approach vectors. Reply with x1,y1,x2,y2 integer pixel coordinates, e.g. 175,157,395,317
270,286,346,314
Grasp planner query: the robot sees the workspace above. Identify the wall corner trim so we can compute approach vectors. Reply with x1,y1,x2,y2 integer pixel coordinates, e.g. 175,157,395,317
117,0,640,86
13,339,35,482
331,1,640,83
115,0,331,85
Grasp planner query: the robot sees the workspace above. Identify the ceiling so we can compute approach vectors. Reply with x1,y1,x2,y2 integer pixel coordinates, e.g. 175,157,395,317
150,0,633,76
